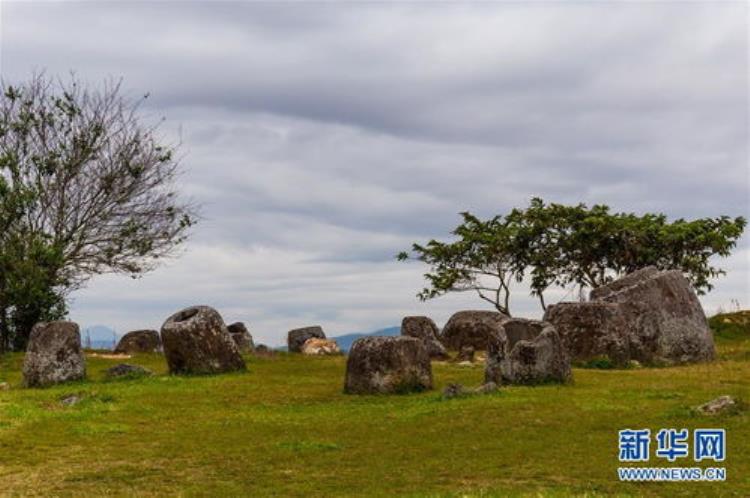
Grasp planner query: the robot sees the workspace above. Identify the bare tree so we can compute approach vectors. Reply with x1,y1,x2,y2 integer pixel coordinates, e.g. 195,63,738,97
0,73,197,348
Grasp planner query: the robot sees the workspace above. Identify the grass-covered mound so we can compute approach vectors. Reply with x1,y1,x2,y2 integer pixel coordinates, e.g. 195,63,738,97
0,314,748,496
710,310,750,341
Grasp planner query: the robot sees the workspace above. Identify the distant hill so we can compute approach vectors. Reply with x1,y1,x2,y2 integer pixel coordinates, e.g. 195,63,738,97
81,325,118,350
87,339,117,350
331,325,400,352
77,324,404,352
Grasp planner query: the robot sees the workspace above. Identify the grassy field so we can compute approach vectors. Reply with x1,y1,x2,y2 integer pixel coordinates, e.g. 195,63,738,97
0,313,748,497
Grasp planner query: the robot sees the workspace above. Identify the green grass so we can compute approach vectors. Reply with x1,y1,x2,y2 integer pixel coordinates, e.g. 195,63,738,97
710,310,750,341
0,316,748,497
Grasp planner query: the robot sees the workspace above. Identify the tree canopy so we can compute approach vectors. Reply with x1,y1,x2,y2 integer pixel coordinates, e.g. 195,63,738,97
0,73,197,350
399,198,745,315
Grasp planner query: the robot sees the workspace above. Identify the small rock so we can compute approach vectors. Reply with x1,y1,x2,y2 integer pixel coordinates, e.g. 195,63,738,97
628,360,642,369
473,382,499,394
59,393,82,406
105,363,152,379
442,383,467,398
301,338,340,355
697,395,737,415
457,361,474,367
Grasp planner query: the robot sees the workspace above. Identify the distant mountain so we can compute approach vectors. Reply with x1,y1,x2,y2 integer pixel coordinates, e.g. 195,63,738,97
88,339,117,350
331,325,400,352
77,324,403,352
81,325,118,350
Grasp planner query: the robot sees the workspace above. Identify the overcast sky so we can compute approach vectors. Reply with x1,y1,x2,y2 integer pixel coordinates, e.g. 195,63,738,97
1,1,748,345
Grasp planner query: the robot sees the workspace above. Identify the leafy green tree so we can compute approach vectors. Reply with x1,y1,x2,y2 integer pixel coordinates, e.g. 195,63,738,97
518,199,746,307
398,212,525,315
0,73,197,350
0,232,67,351
400,198,745,314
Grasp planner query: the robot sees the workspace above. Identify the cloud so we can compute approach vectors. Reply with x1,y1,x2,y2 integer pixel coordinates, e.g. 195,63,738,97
1,2,747,344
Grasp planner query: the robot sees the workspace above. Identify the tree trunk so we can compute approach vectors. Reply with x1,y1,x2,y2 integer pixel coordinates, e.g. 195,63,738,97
0,306,8,354
494,301,511,317
538,293,547,312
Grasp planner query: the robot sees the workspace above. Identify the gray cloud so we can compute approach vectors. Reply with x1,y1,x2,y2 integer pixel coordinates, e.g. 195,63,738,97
1,2,747,345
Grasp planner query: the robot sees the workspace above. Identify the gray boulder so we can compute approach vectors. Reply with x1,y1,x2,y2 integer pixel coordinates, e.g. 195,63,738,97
589,266,659,301
227,322,254,353
59,393,83,406
287,326,326,353
160,305,246,375
546,268,715,367
344,336,432,394
442,381,499,399
424,339,450,360
485,318,571,385
543,302,630,367
23,321,86,388
441,310,509,350
442,383,467,399
596,269,714,365
401,316,440,340
105,363,152,379
114,329,161,354
696,395,737,415
401,316,449,360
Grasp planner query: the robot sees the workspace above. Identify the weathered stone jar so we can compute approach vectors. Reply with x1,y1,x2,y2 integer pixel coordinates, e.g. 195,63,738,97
115,329,161,354
401,316,449,360
227,322,254,353
543,302,630,367
344,336,432,394
160,305,246,375
441,310,509,350
401,316,440,341
23,321,86,387
287,326,326,353
485,318,571,385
